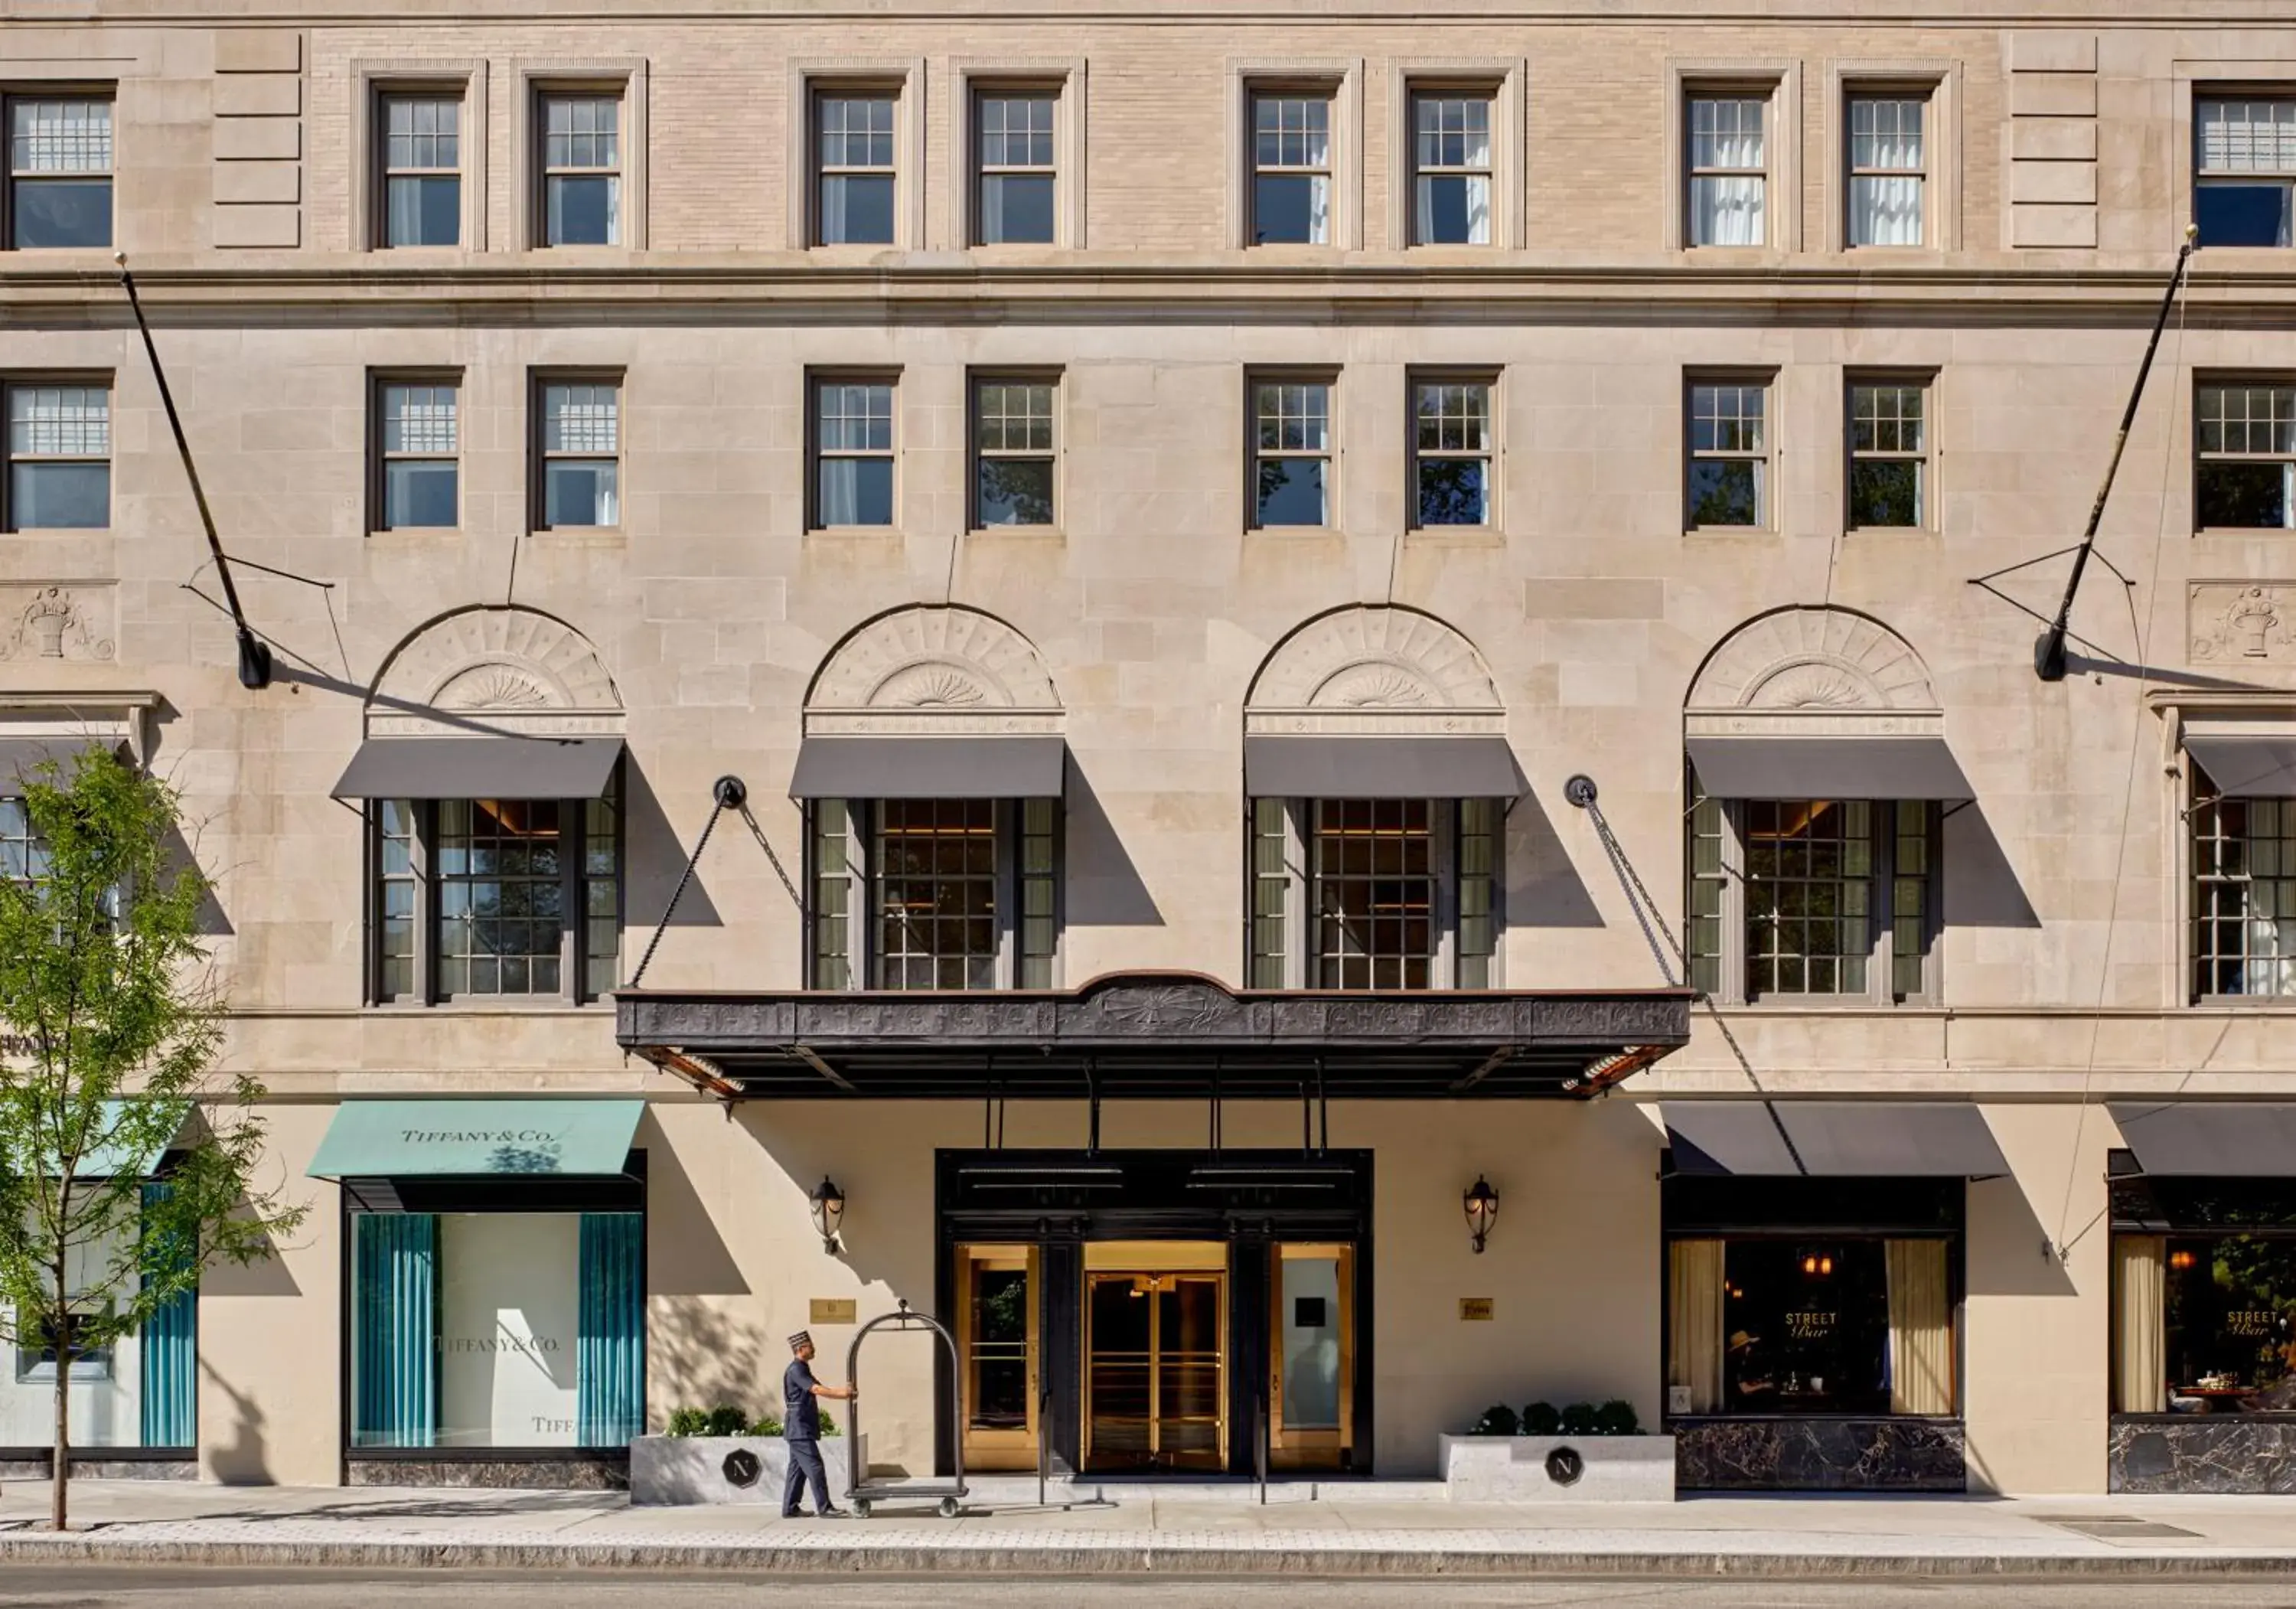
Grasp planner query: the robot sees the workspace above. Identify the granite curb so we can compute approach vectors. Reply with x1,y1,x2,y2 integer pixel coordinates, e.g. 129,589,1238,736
3,1535,2296,1577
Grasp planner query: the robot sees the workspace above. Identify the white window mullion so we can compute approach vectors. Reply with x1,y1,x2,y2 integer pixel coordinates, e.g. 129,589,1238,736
996,799,1019,989
1287,798,1310,989
1434,799,1459,987
1720,800,1748,1007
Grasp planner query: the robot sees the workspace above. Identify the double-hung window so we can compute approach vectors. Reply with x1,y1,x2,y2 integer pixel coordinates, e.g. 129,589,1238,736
373,377,458,531
975,90,1056,245
1411,92,1492,246
2197,380,2296,530
378,92,461,247
1411,377,1492,527
1250,797,1499,990
1848,377,1929,529
811,375,896,528
2197,97,2296,249
1687,94,1766,246
816,92,897,246
539,93,620,246
371,779,621,1004
2188,748,2296,1000
5,380,109,530
534,377,620,530
807,798,1058,990
6,95,111,250
1847,94,1927,246
1687,785,1938,1004
973,375,1058,528
1250,375,1332,527
1686,377,1769,530
1251,91,1332,245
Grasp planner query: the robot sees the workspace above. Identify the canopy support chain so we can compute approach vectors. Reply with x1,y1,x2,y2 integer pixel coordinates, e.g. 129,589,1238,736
628,776,745,991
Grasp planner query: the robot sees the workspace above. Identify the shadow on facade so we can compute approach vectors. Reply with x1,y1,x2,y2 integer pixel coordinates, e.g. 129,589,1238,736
198,1359,270,1485
624,760,722,931
1512,785,1603,931
1945,804,2040,929
1063,762,1165,929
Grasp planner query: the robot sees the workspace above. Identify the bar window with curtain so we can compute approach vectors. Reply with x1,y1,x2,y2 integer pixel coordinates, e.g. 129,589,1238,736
534,377,620,530
2197,96,2296,250
4,380,109,530
806,798,1059,990
1687,93,1766,246
1685,377,1769,530
2112,1231,2296,1414
1248,796,1499,989
810,375,896,528
1848,376,1929,529
2196,380,2296,531
1251,90,1332,245
369,774,621,1005
1686,778,1938,1004
6,94,111,250
975,88,1057,245
1250,374,1333,528
1846,93,1927,247
1411,90,1492,246
378,91,461,248
538,92,620,246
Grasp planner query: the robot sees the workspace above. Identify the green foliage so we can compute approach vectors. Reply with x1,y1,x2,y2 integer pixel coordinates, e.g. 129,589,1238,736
704,1405,749,1438
1471,1402,1519,1436
820,1415,840,1438
0,751,306,1527
1521,1401,1561,1436
665,1407,713,1438
1558,1402,1600,1437
1595,1398,1640,1437
749,1413,783,1437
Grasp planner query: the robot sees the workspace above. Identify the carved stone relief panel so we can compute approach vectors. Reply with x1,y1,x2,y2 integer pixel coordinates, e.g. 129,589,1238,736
2190,583,2296,664
1245,605,1505,736
804,606,1062,734
1688,605,1938,712
367,606,621,736
0,585,115,662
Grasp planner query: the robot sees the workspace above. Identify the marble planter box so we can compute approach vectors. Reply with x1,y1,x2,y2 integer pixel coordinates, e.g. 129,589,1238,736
1439,1434,1677,1502
630,1435,854,1506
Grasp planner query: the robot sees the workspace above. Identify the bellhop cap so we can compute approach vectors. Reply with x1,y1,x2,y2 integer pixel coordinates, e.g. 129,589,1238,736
788,1330,813,1351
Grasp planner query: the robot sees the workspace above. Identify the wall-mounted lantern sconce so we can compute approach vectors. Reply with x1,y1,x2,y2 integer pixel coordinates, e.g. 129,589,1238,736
1463,1175,1499,1255
810,1176,846,1253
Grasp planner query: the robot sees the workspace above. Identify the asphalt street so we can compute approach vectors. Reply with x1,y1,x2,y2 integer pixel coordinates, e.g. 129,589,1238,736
5,1569,2296,1607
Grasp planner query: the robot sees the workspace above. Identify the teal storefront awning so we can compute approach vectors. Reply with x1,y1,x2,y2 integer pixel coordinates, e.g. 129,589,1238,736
307,1100,644,1180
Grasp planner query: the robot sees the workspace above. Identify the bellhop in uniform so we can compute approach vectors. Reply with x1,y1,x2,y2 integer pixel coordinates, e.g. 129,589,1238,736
781,1330,854,1517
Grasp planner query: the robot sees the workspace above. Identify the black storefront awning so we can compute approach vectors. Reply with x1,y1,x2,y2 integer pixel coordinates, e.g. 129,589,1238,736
1242,736,1525,798
788,735,1066,799
618,971,1691,1100
1683,735,1971,801
331,736,625,800
2109,1102,2296,1176
2183,733,2296,799
1664,1101,2008,1177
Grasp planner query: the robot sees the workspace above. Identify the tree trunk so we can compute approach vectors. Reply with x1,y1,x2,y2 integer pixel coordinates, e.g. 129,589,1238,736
51,1307,70,1532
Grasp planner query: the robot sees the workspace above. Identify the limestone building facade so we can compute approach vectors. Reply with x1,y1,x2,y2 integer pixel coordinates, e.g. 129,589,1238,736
2,2,2294,1496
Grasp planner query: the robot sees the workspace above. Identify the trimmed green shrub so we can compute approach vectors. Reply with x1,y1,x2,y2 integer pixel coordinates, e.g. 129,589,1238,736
749,1414,784,1437
665,1407,711,1438
1521,1401,1561,1436
1558,1402,1600,1437
1471,1403,1520,1436
704,1405,750,1438
1595,1398,1640,1437
820,1416,841,1438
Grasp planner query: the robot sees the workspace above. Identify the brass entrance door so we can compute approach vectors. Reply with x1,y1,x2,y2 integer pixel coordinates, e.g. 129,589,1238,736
1083,1244,1228,1471
955,1245,1039,1470
1270,1242,1355,1470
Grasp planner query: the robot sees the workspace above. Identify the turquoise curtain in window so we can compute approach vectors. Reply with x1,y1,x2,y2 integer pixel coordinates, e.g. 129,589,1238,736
354,1214,437,1447
576,1212,644,1447
138,1180,197,1448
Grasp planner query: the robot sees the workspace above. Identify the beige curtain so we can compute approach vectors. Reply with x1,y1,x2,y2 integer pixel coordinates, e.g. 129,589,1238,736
1886,1239,1954,1415
1668,1239,1726,1413
2115,1236,2167,1413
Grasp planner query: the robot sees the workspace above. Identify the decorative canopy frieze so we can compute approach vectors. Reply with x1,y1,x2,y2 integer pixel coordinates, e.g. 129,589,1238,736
617,971,1691,1101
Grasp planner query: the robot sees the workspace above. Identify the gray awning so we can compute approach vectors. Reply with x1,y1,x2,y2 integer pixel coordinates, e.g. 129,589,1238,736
788,735,1066,800
1243,736,1524,798
1684,735,1971,801
2109,1102,2296,1176
1665,1101,2008,1177
0,738,115,786
331,737,625,801
2184,733,2296,799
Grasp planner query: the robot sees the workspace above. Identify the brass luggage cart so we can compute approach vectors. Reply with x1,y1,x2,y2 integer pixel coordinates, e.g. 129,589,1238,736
843,1300,968,1519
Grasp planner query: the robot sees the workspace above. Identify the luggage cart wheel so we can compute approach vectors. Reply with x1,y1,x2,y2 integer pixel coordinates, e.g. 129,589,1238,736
938,1497,960,1519
853,1498,872,1518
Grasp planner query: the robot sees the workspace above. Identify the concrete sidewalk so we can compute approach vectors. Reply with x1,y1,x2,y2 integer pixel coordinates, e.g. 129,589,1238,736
4,1480,2296,1577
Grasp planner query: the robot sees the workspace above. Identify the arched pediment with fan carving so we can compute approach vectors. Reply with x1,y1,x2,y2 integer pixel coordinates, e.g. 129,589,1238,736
1245,606,1504,736
806,606,1062,735
1686,606,1942,741
367,607,622,738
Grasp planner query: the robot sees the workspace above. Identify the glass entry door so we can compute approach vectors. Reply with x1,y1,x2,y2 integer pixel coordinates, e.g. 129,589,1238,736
1270,1242,1355,1470
955,1245,1039,1470
1083,1243,1228,1471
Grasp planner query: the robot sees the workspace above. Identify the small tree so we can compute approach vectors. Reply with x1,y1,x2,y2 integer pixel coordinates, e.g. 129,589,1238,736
0,750,305,1530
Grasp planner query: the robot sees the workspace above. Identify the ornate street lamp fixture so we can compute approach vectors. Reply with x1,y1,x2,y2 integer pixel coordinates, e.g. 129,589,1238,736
810,1176,846,1253
1463,1175,1499,1255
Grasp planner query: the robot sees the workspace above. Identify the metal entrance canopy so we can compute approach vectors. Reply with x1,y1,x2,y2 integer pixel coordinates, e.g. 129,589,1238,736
617,971,1691,1101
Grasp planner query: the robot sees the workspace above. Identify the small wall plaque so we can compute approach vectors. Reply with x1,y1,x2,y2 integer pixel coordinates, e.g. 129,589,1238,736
1459,1297,1494,1321
810,1298,858,1325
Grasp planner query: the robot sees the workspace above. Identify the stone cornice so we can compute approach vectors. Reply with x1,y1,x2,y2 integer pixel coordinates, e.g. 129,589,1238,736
8,256,2296,325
